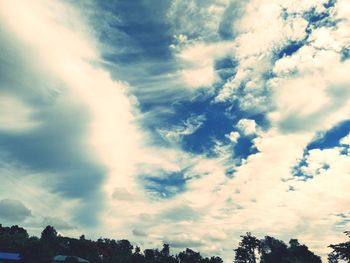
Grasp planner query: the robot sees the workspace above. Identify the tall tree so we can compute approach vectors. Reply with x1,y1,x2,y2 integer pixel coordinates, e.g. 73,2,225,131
0,224,29,252
178,248,203,263
159,244,178,263
260,236,288,263
40,225,59,257
40,225,57,243
234,233,261,263
287,238,322,263
161,244,170,257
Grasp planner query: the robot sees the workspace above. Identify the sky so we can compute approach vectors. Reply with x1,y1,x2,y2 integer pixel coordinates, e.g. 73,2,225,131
0,0,349,261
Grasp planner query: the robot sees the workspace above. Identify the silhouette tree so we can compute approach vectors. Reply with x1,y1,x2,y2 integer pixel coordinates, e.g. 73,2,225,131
20,236,52,263
178,248,203,263
234,234,321,263
160,244,179,263
287,238,322,263
131,246,145,263
41,225,57,242
260,236,288,263
40,225,59,259
161,244,170,257
144,248,156,262
205,256,223,263
328,231,350,262
234,233,261,263
328,252,338,263
0,224,29,252
0,223,326,263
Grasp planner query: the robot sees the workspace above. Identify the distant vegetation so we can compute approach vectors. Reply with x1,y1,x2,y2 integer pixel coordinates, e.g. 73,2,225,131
0,224,349,262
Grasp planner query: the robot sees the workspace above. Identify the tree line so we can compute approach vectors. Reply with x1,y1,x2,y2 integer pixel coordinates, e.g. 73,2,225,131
0,224,349,262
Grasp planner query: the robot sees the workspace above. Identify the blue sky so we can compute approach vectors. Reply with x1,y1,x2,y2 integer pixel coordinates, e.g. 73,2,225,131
0,0,350,261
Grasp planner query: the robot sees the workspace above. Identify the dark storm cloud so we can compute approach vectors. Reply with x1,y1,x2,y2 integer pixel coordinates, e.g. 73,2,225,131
165,238,204,248
0,199,32,222
132,229,148,237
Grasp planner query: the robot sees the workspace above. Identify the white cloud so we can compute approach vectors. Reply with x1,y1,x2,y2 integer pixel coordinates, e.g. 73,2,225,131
177,42,233,88
236,119,257,135
340,133,350,145
0,95,40,132
270,52,350,132
302,148,349,177
178,42,232,65
226,131,240,143
181,66,216,88
167,0,234,42
215,0,309,114
271,73,330,116
159,115,206,142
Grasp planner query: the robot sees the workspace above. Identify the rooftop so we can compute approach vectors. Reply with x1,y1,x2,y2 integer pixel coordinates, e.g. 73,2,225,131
53,255,89,263
0,252,21,261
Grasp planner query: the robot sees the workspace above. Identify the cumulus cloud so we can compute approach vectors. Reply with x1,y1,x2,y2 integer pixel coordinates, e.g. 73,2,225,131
226,131,240,143
176,42,233,88
236,119,257,135
0,199,31,222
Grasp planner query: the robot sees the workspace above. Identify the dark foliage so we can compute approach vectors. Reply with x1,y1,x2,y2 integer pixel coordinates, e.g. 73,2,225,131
234,232,261,263
0,224,221,263
328,231,350,262
233,233,322,263
1,223,348,263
